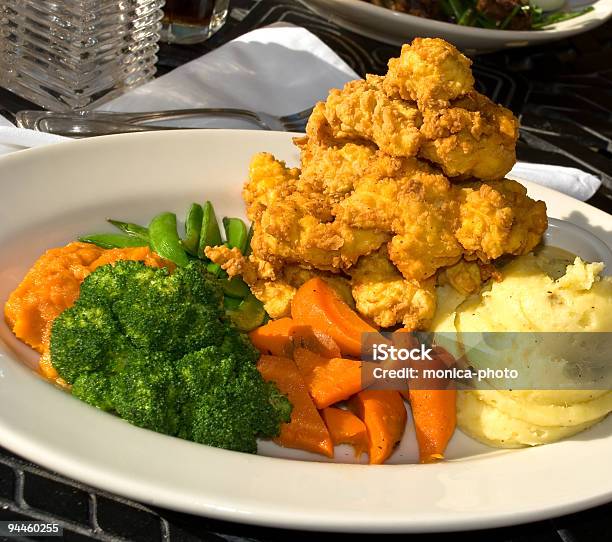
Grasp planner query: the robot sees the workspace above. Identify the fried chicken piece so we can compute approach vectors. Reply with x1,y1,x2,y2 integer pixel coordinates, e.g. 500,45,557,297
383,38,474,108
455,179,548,261
335,161,464,281
350,248,436,329
243,152,300,222
253,199,390,272
324,76,423,158
419,92,518,180
442,259,501,295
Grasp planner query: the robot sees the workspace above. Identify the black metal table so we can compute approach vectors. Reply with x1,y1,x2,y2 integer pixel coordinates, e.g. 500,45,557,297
1,1,611,540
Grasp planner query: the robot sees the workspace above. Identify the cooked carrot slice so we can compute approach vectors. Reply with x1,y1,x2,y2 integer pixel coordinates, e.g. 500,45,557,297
291,277,376,358
409,388,457,464
321,407,368,458
293,347,364,409
406,345,457,464
289,324,341,358
257,355,333,458
349,390,407,465
248,317,296,357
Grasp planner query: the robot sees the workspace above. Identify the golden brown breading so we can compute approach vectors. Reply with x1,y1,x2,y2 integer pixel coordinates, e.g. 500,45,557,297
383,38,474,108
243,153,299,222
350,248,436,329
252,199,390,272
324,76,423,158
442,259,500,295
419,92,518,180
455,179,548,261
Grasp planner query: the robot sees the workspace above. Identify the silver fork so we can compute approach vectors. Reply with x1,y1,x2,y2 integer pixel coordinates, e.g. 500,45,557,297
15,106,314,137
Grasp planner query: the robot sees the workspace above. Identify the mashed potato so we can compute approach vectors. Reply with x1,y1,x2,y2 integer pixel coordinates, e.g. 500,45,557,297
433,247,612,448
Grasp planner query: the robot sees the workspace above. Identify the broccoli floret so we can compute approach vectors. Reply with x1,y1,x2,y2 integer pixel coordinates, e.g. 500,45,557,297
176,347,291,453
50,260,290,453
110,352,180,435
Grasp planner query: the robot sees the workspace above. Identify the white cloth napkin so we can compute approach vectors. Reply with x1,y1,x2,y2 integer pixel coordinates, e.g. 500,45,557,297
0,23,601,201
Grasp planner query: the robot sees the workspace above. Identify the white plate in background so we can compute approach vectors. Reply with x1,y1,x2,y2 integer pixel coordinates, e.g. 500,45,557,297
0,130,611,532
304,0,612,53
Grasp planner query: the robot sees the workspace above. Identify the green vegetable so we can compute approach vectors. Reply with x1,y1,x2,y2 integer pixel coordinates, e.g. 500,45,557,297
149,212,190,267
223,217,248,254
79,234,147,249
176,348,292,452
107,219,149,241
500,5,520,29
223,296,243,310
222,276,250,299
226,294,266,332
50,260,291,453
198,201,223,258
182,203,203,257
438,0,593,30
532,6,593,29
245,224,254,257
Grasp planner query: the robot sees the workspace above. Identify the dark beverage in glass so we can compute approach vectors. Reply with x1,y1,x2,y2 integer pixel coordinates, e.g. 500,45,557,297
161,0,229,44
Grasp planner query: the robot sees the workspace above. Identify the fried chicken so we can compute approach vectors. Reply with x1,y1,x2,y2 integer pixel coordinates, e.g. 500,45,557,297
324,76,423,158
384,37,474,108
350,248,436,328
318,38,517,180
418,91,518,180
229,38,546,329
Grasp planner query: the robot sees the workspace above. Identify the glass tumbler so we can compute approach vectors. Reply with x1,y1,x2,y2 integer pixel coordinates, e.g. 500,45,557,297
161,0,229,44
0,0,165,111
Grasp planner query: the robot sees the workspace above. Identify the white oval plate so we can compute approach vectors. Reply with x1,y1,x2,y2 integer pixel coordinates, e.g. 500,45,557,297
0,130,611,533
304,0,612,53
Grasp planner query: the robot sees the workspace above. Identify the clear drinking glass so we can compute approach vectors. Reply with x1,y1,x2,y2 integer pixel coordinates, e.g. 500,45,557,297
160,0,229,44
0,0,164,111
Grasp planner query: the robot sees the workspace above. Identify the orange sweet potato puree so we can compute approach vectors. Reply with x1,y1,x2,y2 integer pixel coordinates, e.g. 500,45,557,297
4,242,171,383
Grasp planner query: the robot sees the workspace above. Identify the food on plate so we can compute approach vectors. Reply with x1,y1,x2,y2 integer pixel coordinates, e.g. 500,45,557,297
361,0,594,30
321,407,369,457
6,36,607,466
209,38,547,330
432,248,612,448
4,243,171,382
257,355,334,457
48,260,291,453
4,205,290,454
349,390,408,465
410,386,457,463
293,347,364,409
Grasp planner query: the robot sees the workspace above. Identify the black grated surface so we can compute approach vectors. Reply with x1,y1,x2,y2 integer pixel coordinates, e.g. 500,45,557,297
0,1,611,540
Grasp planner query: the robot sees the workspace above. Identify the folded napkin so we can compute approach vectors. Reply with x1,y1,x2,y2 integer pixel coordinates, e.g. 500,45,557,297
0,23,601,201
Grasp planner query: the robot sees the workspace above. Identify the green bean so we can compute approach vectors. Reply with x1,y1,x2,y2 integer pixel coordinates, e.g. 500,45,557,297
223,217,248,254
79,234,147,250
223,296,243,311
206,261,222,277
107,219,149,241
500,5,519,29
244,223,254,257
222,276,251,299
198,201,223,257
182,203,203,257
225,294,266,332
149,212,190,267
